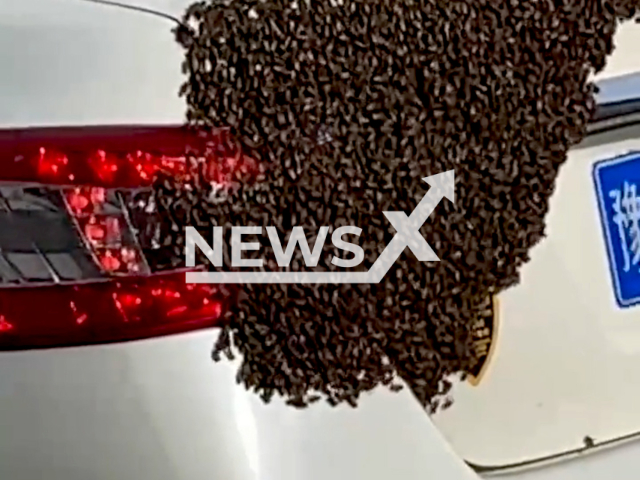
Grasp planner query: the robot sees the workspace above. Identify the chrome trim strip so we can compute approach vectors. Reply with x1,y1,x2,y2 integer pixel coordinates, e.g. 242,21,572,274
595,72,640,105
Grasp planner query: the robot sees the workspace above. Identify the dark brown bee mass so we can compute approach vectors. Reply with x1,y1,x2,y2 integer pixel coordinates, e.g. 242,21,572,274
149,0,640,410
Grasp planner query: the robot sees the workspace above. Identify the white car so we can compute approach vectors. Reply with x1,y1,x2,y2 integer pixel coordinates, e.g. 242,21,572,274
1,1,639,479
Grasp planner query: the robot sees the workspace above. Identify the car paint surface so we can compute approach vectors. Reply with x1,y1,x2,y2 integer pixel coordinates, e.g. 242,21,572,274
429,14,640,480
1,1,640,479
0,2,478,480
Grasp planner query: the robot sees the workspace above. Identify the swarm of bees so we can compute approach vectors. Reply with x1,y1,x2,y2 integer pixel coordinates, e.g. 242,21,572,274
148,0,640,409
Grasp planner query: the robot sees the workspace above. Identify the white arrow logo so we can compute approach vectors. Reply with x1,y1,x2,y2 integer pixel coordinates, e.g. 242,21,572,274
186,170,455,284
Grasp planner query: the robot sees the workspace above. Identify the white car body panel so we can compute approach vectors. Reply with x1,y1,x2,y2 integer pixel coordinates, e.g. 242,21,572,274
433,129,640,470
1,1,640,479
0,2,477,480
431,15,640,480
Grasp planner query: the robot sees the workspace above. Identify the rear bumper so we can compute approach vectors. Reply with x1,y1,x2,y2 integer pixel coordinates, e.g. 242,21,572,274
0,329,478,480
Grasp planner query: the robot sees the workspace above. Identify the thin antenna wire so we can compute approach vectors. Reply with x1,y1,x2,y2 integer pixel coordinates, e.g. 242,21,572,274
79,0,196,71
80,0,185,27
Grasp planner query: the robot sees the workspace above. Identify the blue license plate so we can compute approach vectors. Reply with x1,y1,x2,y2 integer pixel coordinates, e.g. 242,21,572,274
594,152,640,308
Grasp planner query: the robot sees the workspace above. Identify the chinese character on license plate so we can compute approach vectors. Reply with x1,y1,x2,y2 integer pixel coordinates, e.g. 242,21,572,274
594,152,640,308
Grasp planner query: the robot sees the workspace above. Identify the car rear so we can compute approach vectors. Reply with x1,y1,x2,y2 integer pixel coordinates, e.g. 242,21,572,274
0,2,481,480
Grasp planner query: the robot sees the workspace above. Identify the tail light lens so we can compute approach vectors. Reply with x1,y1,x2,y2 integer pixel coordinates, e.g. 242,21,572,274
0,272,224,349
0,125,251,350
1,126,256,188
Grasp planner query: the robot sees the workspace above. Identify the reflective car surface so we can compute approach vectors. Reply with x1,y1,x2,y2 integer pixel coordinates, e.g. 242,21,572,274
0,2,478,479
2,1,640,480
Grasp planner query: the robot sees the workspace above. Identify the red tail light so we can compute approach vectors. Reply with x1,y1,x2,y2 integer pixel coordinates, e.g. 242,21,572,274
0,271,225,349
0,125,249,350
0,125,256,188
